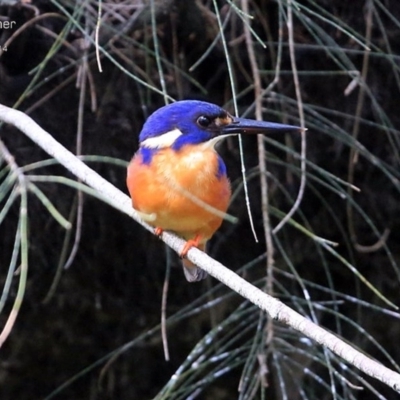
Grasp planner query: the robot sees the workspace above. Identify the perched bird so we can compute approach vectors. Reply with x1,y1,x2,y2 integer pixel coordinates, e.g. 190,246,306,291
127,100,301,282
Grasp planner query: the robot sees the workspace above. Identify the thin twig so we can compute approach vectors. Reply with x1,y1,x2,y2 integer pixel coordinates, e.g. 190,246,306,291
95,0,103,72
0,139,28,348
241,0,277,390
272,1,307,234
64,26,89,270
161,247,172,361
347,0,386,252
150,0,169,104
212,0,259,242
241,0,274,290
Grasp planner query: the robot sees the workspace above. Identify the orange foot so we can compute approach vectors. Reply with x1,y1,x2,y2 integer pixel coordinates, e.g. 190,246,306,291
154,227,163,237
180,234,201,258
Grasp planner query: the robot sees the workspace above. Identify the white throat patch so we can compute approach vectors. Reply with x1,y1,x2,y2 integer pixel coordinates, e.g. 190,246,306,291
141,128,183,149
201,133,236,149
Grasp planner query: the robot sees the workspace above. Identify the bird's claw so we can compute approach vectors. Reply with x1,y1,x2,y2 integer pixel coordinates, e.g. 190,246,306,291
180,235,201,257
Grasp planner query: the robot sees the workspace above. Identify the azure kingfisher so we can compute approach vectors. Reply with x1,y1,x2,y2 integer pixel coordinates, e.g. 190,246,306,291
127,100,301,282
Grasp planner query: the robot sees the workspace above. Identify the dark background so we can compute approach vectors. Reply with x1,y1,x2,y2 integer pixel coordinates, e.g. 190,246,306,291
1,0,400,399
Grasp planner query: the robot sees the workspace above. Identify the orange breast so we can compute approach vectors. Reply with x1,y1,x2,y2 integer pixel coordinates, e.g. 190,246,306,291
126,145,231,241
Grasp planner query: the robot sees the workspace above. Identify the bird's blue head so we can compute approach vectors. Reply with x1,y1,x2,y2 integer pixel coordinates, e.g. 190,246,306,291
139,100,232,151
138,100,302,152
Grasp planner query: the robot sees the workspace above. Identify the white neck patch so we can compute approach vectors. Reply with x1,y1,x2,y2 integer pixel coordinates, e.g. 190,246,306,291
141,128,183,149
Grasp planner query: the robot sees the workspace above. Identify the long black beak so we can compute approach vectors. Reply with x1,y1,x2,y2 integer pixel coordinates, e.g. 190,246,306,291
221,116,302,135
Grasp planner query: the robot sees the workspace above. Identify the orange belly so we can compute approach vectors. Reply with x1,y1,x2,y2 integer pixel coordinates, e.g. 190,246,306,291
126,145,231,242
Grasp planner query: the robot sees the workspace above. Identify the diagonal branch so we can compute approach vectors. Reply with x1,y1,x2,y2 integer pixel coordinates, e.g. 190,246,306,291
0,103,399,394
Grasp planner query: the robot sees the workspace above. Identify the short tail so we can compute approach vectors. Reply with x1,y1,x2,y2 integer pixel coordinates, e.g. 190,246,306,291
182,242,208,282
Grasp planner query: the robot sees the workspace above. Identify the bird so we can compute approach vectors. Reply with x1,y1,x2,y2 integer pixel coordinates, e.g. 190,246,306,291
126,100,301,282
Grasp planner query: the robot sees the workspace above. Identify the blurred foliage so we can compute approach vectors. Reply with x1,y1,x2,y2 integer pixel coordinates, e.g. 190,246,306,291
1,0,400,399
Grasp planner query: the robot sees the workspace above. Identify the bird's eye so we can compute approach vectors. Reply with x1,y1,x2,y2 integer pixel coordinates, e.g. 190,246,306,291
197,115,212,128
